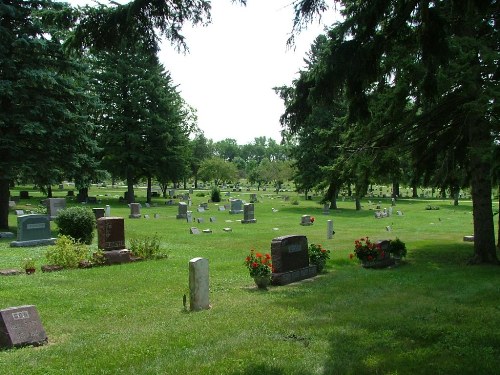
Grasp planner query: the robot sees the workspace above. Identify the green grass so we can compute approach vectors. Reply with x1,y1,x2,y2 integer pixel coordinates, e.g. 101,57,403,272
0,186,498,374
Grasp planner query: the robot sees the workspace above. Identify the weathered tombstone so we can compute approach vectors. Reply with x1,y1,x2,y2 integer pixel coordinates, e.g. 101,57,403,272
186,211,193,223
327,220,335,239
15,210,24,216
229,199,243,214
144,214,150,219
210,217,216,222
218,206,226,211
323,204,330,215
197,207,205,213
10,215,56,247
190,227,200,235
202,229,212,234
19,191,29,199
9,201,16,208
397,210,403,216
105,205,111,217
223,227,232,232
300,215,313,226
241,203,256,224
176,202,188,219
189,257,210,311
224,204,230,210
197,217,204,223
0,305,47,348
388,207,393,216
97,217,131,264
129,203,141,219
92,208,105,220
154,213,160,219
463,235,474,242
391,197,396,206
200,202,209,210
271,235,317,286
249,193,257,203
169,189,175,198
47,198,66,220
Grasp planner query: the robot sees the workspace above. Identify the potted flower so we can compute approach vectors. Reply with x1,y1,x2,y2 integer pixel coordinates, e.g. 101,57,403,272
21,257,36,274
350,237,394,268
308,243,330,272
244,250,273,289
388,238,407,260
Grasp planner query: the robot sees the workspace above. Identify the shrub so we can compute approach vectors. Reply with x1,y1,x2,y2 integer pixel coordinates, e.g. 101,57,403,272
55,206,96,244
45,235,89,269
210,187,221,202
129,234,167,260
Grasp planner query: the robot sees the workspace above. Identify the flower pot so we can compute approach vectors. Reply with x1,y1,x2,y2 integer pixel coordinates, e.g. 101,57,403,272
253,276,271,289
25,268,36,275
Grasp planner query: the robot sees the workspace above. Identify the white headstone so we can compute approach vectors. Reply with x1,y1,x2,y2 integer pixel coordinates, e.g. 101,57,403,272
105,205,111,217
327,220,334,239
189,257,210,311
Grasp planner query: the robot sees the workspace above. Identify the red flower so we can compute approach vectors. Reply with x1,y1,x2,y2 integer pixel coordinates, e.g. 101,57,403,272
256,252,262,258
245,256,251,262
321,249,326,253
310,216,315,223
252,262,258,268
265,253,271,259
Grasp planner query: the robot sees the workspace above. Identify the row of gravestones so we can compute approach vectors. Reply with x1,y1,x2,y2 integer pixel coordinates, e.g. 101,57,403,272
0,234,318,349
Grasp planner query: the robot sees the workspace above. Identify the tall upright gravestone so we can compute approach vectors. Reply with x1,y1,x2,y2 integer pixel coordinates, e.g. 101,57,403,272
271,235,317,285
47,198,66,220
241,203,256,224
189,258,210,311
97,217,131,264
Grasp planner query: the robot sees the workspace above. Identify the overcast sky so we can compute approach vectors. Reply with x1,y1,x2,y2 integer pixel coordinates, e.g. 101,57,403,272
69,0,339,144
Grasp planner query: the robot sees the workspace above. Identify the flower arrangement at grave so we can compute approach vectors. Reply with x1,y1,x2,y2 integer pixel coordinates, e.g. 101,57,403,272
308,243,330,272
350,237,384,263
21,257,36,274
310,216,315,223
244,250,273,288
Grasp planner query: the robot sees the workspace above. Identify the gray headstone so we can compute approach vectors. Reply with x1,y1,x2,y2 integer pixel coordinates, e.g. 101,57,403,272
197,207,205,213
197,217,204,223
176,202,188,219
129,203,141,218
10,215,55,247
218,206,225,211
189,258,210,311
271,235,309,273
202,229,212,233
105,205,111,217
241,203,256,224
15,210,24,216
190,227,200,235
300,215,313,226
92,208,105,220
0,305,47,348
327,220,334,239
47,198,66,219
229,199,243,214
210,217,216,222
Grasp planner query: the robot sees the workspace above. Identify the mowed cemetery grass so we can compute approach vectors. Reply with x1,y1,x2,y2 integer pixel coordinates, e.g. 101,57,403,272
0,186,499,375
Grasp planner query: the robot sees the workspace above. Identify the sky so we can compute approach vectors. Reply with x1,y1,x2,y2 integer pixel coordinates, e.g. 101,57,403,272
69,0,339,144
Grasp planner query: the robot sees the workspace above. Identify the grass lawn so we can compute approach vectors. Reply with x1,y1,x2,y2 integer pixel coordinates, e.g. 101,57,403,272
0,186,499,374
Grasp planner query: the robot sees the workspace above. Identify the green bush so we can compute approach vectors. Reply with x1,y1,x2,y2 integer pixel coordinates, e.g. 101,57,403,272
129,234,167,260
45,235,89,269
210,187,221,202
55,206,96,244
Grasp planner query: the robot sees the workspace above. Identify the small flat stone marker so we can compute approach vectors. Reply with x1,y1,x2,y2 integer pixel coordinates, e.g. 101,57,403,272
223,228,232,232
463,235,474,242
190,227,201,235
0,305,47,348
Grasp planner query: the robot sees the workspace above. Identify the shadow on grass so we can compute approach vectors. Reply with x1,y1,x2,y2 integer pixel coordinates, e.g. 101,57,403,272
231,363,305,375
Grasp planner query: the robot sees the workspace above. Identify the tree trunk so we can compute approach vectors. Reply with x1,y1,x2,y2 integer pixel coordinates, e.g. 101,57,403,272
392,181,400,198
355,197,361,211
126,168,135,204
78,187,88,202
497,185,499,250
0,178,10,230
325,182,338,209
412,182,418,198
47,185,53,198
146,176,152,204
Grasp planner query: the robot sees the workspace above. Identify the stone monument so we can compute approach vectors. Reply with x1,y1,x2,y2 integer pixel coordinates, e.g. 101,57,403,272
271,235,317,285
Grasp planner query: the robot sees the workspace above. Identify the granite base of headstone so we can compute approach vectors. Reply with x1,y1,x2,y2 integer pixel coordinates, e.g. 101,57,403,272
189,257,210,311
270,235,317,286
0,232,14,238
0,305,47,349
10,215,56,247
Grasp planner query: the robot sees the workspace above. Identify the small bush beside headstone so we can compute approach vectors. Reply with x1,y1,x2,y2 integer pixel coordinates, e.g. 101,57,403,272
55,207,96,244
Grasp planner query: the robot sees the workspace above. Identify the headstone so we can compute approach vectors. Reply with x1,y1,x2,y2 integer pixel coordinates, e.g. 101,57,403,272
189,189,194,194
10,215,55,247
197,207,205,213
391,197,396,206
9,201,16,208
96,217,131,264
323,204,330,215
229,199,243,214
0,305,47,348
59,184,64,190
224,204,230,210
210,217,216,222
218,206,226,211
105,205,111,217
144,214,150,219
300,215,313,226
463,235,474,242
15,210,24,216
97,217,126,251
189,258,210,311
388,207,393,216
397,210,403,216
223,228,232,232
241,203,256,224
47,198,66,220
145,203,150,208
92,208,105,220
249,193,257,203
190,227,200,235
0,232,14,238
151,191,159,198
19,191,29,199
168,189,175,198
202,229,212,234
197,217,204,223
200,202,208,210
154,213,160,219
186,211,193,223
327,220,335,239
129,203,141,219
176,202,188,219
271,235,317,286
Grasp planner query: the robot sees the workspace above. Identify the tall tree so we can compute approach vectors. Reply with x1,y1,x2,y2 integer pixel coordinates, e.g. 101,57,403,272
291,0,499,264
0,0,98,228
